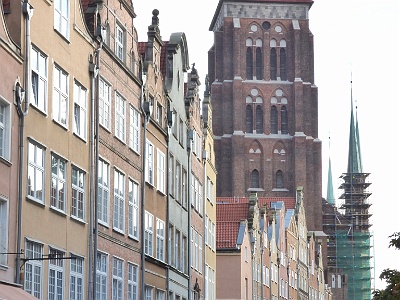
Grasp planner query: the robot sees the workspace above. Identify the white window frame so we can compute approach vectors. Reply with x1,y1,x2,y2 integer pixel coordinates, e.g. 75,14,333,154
99,78,111,129
113,169,125,232
129,106,140,153
48,248,64,300
112,257,124,300
156,218,165,261
27,140,45,203
31,47,48,113
115,24,125,61
69,255,84,300
96,252,108,300
50,153,67,212
145,140,154,185
115,92,126,142
98,159,110,225
24,240,43,298
175,161,181,203
0,198,8,266
128,179,139,239
71,166,85,221
157,150,165,194
175,229,180,270
128,263,138,300
53,65,69,127
145,286,153,300
0,99,10,160
144,211,154,256
54,0,69,38
73,81,87,140
156,289,165,300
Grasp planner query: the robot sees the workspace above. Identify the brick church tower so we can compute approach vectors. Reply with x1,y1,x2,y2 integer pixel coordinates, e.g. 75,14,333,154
208,0,322,231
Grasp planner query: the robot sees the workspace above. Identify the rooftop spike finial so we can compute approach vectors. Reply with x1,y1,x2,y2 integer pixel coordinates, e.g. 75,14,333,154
347,74,363,174
326,135,335,205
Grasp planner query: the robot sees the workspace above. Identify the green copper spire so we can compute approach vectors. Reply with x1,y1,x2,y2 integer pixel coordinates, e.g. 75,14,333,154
347,78,363,174
326,137,335,205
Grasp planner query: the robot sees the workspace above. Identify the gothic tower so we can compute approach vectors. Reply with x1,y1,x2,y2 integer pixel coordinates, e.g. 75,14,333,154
336,80,373,299
208,0,322,231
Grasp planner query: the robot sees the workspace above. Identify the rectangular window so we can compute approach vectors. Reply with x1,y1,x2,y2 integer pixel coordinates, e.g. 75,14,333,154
0,100,11,160
145,140,154,185
73,81,87,139
54,0,69,38
156,218,165,261
99,78,111,129
31,47,48,112
182,235,187,274
157,150,165,194
128,179,139,239
115,24,125,61
207,177,214,204
71,166,85,220
128,263,138,300
0,198,8,266
156,289,165,300
179,118,183,145
129,106,140,153
169,224,174,267
145,211,154,256
69,255,84,300
145,286,153,300
48,248,64,300
96,252,108,300
53,65,69,126
115,93,126,142
168,154,174,197
112,257,123,300
98,159,109,225
113,169,125,232
25,240,43,298
51,154,67,212
28,142,45,203
172,109,177,138
156,103,162,125
175,230,180,271
182,169,187,209
175,162,181,203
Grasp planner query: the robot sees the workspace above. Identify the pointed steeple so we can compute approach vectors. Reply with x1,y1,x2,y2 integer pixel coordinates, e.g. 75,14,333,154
326,137,335,205
347,76,363,174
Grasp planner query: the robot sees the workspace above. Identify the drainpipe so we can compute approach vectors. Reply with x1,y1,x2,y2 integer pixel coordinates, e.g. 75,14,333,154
187,130,193,300
15,0,34,285
92,33,103,299
202,150,206,299
140,76,152,300
165,107,172,297
88,50,99,300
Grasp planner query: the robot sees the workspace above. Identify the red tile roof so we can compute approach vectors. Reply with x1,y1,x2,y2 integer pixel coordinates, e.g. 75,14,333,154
217,202,249,221
217,220,241,249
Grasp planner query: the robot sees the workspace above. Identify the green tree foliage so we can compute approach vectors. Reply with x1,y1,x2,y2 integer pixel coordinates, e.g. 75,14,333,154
373,232,400,300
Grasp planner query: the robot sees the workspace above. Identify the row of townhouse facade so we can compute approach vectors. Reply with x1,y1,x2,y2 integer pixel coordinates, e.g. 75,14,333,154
216,189,333,300
0,1,217,300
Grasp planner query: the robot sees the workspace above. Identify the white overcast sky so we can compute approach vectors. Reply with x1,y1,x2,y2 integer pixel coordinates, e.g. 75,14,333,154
133,0,400,290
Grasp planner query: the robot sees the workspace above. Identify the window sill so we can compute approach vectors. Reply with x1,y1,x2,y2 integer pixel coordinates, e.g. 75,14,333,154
26,196,45,207
0,156,12,167
272,188,289,192
70,215,86,225
50,206,67,216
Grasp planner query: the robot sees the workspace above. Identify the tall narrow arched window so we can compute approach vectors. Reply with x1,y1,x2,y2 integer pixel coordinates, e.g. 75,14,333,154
246,47,253,80
251,169,260,188
271,106,278,134
256,47,262,80
270,48,277,80
246,105,253,133
281,106,288,134
280,48,287,81
256,105,263,133
276,170,283,188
